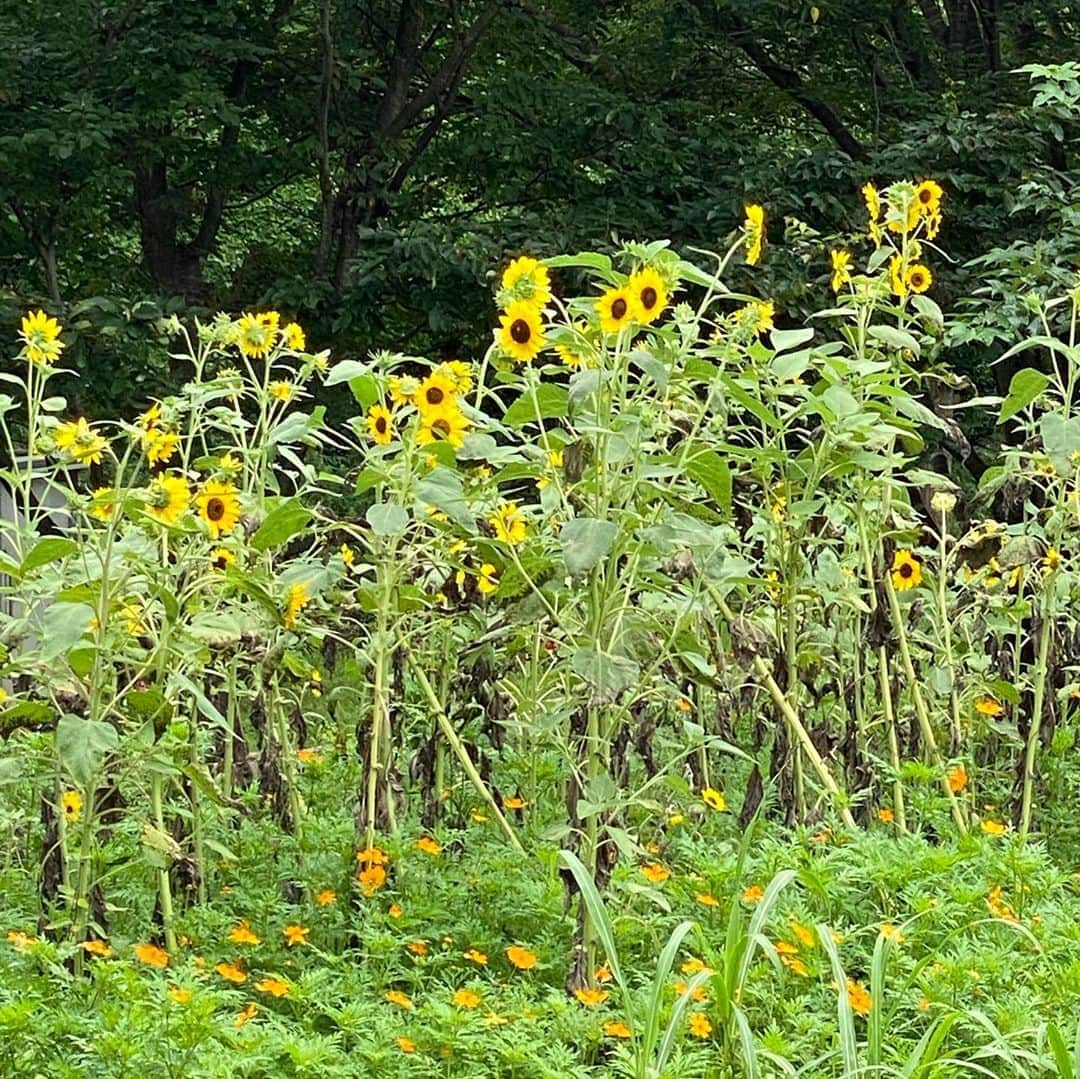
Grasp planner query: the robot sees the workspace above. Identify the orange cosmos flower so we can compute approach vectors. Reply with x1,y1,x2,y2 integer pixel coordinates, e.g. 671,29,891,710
415,836,441,855
384,989,413,1009
255,977,289,997
82,939,112,957
315,889,336,906
506,945,537,970
453,988,482,1009
134,942,169,968
847,978,872,1016
283,924,310,947
396,1036,417,1053
688,1012,713,1038
166,986,191,1004
604,1020,633,1038
228,919,260,946
235,1003,258,1029
742,884,764,903
948,766,969,793
216,961,247,984
640,863,670,884
574,987,609,1006
408,940,429,956
695,892,719,907
464,948,488,965
503,795,527,810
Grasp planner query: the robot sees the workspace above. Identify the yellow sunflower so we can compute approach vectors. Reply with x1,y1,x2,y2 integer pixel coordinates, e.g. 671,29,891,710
498,301,546,363
54,418,107,465
500,256,552,307
414,372,458,418
236,311,281,359
477,563,498,595
269,380,294,402
417,407,470,448
61,790,83,824
439,359,474,395
743,204,765,265
283,322,306,350
596,286,636,335
489,500,527,546
19,310,65,365
891,549,922,591
862,183,883,245
889,255,907,299
367,404,394,445
905,264,932,294
144,428,179,466
628,266,668,325
194,480,241,538
830,249,852,293
283,582,311,629
144,474,190,527
914,179,942,216
89,487,116,522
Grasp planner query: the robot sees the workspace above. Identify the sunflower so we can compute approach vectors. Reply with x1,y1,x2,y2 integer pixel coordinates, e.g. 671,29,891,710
596,286,636,335
629,266,668,325
195,480,241,538
366,404,395,445
90,487,116,522
914,179,942,217
210,547,237,571
830,249,852,293
236,311,281,359
144,474,190,527
743,204,765,265
61,790,83,824
283,322,306,350
500,256,552,307
388,375,420,406
269,380,294,402
413,372,458,418
283,582,311,629
416,406,470,448
498,301,546,363
891,549,922,590
144,428,179,466
19,310,65,365
477,563,498,595
489,500,527,545
439,359,474,395
905,264,932,294
555,321,592,368
889,255,908,299
54,418,107,465
862,183,882,245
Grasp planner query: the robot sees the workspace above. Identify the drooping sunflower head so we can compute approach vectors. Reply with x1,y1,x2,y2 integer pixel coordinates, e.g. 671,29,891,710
388,375,420,406
367,403,395,445
499,256,552,308
195,480,241,538
554,320,594,369
885,183,920,235
236,311,281,359
497,301,546,363
19,309,65,365
905,263,932,294
628,266,668,325
743,204,765,265
269,380,295,402
417,405,470,448
890,549,922,591
145,474,190,527
595,286,636,335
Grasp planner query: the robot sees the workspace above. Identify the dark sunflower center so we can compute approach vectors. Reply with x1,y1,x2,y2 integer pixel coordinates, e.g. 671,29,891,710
426,387,445,406
611,297,628,320
510,319,531,344
206,497,226,522
640,286,657,310
375,416,388,434
899,562,913,578
918,190,932,203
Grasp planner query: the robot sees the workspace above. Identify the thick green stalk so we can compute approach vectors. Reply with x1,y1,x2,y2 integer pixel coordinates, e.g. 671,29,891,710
150,771,177,954
1019,597,1054,842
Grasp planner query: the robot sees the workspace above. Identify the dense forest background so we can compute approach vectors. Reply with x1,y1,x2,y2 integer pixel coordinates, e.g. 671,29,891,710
3,0,1080,417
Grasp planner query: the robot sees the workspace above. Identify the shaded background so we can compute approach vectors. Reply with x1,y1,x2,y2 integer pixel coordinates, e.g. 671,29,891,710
2,0,1079,417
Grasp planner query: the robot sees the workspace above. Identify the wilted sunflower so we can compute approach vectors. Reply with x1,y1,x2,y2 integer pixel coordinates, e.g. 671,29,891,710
19,310,65,365
195,480,241,538
145,474,189,527
905,264,932,294
367,403,395,445
595,286,636,335
498,301,546,363
417,407,470,448
830,249,852,293
236,311,281,359
54,418,107,465
628,266,668,324
891,549,922,590
743,204,765,265
500,256,552,307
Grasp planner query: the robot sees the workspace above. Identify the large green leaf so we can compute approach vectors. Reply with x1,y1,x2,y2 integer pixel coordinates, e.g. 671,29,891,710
250,499,311,551
561,517,618,575
56,714,118,787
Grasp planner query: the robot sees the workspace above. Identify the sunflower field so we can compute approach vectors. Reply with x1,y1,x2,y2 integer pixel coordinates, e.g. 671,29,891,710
1,177,1079,1079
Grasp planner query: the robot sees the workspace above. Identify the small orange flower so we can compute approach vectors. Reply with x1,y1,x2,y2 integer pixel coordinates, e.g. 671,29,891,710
780,954,809,977
464,948,488,965
974,696,1004,716
688,1012,713,1038
296,747,322,764
506,945,537,970
166,986,191,1004
408,940,429,956
675,981,710,1002
789,920,815,949
6,930,34,951
358,864,387,896
82,939,112,957
879,924,905,944
503,795,527,810
641,863,670,884
385,989,413,1009
877,808,894,823
216,961,247,984
134,942,169,968
595,964,613,983
388,902,403,918
283,924,310,947
235,1002,258,1029
396,1036,417,1053
774,941,798,956
453,988,482,1009
681,957,710,976
415,836,441,855
574,987,609,1006
847,978,872,1016
948,766,969,793
255,977,289,997
742,884,764,903
315,889,336,906
675,698,693,712
695,892,719,907
228,919,260,946
356,845,389,865
470,810,489,823
981,819,1007,837
604,1020,633,1038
